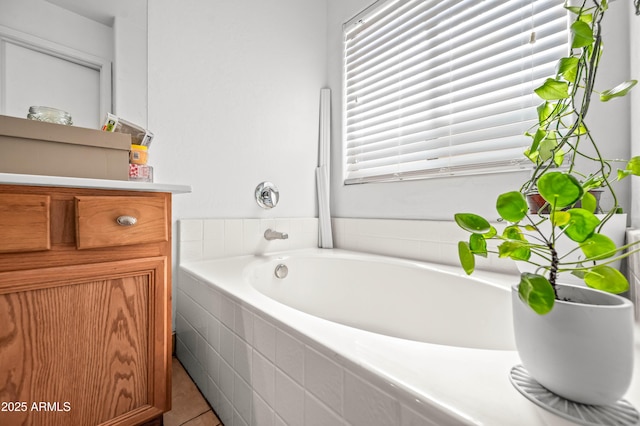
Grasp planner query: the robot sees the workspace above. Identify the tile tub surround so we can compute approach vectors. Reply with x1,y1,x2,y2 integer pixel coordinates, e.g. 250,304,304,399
178,218,319,263
176,266,468,426
332,217,520,275
178,217,519,275
176,250,640,425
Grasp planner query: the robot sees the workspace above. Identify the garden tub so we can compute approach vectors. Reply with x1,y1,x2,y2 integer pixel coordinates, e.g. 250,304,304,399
176,248,640,425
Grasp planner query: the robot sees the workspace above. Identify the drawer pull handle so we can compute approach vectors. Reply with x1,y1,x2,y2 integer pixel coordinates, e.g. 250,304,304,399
116,215,138,227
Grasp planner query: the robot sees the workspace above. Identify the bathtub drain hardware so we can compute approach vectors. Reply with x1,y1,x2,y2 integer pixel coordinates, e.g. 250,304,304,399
274,264,288,279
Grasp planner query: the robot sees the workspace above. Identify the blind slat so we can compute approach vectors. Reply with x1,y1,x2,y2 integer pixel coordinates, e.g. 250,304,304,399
343,0,568,184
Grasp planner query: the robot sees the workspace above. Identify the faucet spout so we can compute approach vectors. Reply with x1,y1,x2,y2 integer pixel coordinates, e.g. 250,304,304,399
264,229,289,241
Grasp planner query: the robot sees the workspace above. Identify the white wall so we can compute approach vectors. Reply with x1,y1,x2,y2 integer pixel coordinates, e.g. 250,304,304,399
327,0,634,221
148,0,327,223
111,1,148,127
0,0,113,60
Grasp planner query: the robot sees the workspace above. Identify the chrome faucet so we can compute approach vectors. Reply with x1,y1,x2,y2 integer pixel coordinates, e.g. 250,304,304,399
264,229,289,241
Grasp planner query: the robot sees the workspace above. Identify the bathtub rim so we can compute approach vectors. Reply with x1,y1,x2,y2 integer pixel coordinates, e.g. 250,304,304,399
178,247,640,425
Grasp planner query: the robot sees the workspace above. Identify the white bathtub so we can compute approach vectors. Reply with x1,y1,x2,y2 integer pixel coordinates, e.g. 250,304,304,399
177,248,640,426
247,251,515,351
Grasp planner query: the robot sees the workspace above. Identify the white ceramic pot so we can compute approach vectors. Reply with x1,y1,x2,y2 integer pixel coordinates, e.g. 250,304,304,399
512,283,634,405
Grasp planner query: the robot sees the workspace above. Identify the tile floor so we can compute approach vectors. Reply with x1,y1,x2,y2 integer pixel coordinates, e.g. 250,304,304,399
164,357,223,426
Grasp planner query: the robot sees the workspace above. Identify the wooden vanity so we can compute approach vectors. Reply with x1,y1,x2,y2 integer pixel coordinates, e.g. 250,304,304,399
0,176,189,426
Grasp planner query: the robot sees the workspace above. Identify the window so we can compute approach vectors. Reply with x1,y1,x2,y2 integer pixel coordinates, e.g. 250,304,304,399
343,0,568,184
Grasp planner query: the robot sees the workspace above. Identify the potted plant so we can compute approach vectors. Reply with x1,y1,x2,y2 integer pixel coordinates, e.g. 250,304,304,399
455,0,639,406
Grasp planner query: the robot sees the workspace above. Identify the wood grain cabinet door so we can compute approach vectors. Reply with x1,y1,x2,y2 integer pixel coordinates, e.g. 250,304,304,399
0,257,169,426
75,196,168,250
0,194,50,253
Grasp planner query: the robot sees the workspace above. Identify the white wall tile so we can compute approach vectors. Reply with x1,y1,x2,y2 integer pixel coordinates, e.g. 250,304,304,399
274,415,287,426
252,351,276,406
180,219,203,241
234,410,249,426
253,315,277,362
217,393,234,426
276,330,305,385
224,219,244,256
252,392,275,426
203,219,225,258
305,347,343,415
235,305,254,343
234,335,252,384
275,369,305,426
305,392,346,426
206,376,221,413
234,373,253,425
220,325,235,366
344,371,399,426
219,359,235,403
176,312,197,357
219,295,236,329
179,240,203,262
206,314,221,353
205,343,220,384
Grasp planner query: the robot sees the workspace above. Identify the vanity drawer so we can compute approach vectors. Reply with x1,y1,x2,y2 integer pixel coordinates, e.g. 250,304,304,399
0,194,50,253
75,195,168,249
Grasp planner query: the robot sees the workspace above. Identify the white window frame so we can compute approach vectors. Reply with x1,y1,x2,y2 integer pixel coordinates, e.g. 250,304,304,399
342,0,568,184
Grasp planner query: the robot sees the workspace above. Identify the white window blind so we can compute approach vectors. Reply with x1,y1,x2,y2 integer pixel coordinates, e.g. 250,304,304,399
343,0,568,184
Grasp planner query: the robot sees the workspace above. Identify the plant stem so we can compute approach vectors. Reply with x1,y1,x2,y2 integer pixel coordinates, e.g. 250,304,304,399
548,242,559,298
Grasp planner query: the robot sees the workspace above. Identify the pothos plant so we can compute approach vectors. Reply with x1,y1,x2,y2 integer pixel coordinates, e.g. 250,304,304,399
455,0,640,315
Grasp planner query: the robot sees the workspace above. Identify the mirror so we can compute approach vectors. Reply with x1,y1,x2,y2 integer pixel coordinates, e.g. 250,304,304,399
0,0,148,128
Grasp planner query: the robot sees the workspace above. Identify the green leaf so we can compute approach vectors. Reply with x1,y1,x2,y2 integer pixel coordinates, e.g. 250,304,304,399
498,239,531,261
581,176,604,191
551,210,570,226
584,265,629,293
496,191,528,222
539,133,558,162
581,190,597,214
458,241,475,275
535,78,570,100
552,150,564,168
564,5,584,14
537,172,584,209
557,56,579,83
580,233,617,260
484,226,497,239
622,156,640,177
469,234,487,257
518,273,555,315
600,80,637,102
563,208,600,242
571,269,586,279
571,20,594,49
536,101,556,125
454,213,491,234
527,128,547,154
503,225,525,240
618,169,632,180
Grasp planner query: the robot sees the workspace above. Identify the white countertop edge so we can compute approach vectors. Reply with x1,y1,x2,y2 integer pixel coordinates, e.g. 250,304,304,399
0,173,191,194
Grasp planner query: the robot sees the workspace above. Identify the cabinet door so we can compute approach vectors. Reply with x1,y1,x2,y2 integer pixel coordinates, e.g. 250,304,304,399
0,257,169,426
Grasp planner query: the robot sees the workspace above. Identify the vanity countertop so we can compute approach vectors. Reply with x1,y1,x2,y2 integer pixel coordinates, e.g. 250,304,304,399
0,172,191,194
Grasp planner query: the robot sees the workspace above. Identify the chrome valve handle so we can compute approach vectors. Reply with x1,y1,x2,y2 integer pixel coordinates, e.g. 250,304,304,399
255,182,279,209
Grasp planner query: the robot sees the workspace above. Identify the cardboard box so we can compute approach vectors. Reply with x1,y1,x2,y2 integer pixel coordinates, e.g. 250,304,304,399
0,115,130,180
